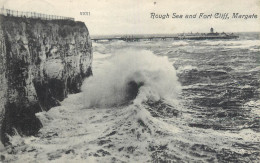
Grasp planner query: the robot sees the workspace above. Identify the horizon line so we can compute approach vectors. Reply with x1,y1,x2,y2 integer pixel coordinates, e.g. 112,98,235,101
90,31,260,36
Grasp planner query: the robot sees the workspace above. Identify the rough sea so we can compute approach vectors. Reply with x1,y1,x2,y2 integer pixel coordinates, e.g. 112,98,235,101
2,32,260,162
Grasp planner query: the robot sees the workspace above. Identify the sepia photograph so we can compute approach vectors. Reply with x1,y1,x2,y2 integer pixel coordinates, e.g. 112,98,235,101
0,0,259,162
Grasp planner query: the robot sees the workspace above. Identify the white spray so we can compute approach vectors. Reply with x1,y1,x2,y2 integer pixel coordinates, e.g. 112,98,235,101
81,49,181,107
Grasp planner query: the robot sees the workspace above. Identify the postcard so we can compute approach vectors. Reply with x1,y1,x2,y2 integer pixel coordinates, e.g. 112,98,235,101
0,0,259,162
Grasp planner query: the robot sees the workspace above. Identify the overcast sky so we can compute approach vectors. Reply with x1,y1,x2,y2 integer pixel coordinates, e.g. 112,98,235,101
1,0,260,35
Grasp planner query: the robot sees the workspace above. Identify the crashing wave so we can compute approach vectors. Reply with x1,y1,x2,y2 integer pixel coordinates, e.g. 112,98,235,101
81,49,182,107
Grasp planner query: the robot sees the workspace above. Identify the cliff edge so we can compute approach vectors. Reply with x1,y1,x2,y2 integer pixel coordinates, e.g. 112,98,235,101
0,15,92,144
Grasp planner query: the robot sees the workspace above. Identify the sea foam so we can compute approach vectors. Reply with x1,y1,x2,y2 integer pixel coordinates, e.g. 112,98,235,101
81,49,181,107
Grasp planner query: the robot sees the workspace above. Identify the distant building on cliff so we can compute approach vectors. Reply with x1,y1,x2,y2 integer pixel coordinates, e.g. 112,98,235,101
210,27,214,33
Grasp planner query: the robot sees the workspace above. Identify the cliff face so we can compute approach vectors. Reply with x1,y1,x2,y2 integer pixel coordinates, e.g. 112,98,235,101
0,15,92,144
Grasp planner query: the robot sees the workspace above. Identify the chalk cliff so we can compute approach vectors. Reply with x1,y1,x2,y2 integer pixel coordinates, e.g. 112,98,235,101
0,15,92,144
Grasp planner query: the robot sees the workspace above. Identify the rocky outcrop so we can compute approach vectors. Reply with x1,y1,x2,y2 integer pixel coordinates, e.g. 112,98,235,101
0,15,92,144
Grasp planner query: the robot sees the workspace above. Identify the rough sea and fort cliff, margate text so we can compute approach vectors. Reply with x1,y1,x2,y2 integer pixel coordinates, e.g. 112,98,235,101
150,13,258,20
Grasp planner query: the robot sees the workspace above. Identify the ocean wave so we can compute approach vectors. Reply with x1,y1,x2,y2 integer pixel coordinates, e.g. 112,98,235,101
81,49,181,108
3,37,260,163
249,66,260,72
201,40,260,49
93,52,112,60
92,42,108,54
176,65,198,73
244,100,260,116
172,41,189,46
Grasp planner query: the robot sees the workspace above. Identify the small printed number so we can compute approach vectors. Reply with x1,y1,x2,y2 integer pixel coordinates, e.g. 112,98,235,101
80,12,90,16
